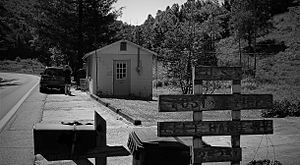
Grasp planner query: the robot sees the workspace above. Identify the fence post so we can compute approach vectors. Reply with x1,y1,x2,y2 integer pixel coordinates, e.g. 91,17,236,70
95,111,107,165
192,66,204,165
231,79,241,165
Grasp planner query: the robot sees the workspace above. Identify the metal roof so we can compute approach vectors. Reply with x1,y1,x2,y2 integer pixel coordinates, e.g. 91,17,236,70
82,39,158,59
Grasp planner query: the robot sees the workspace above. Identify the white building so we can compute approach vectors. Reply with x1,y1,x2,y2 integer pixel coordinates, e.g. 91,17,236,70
83,40,157,100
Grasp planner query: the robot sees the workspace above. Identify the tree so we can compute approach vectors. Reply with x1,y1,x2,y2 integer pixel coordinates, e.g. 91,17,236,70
33,0,119,69
139,14,155,49
0,3,15,52
33,0,78,64
270,0,298,16
116,0,222,94
159,1,219,94
230,0,272,76
287,4,300,52
114,22,136,41
49,46,65,66
0,0,39,60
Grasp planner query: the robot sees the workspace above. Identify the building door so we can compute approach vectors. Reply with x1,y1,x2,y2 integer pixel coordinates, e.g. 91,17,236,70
113,60,130,96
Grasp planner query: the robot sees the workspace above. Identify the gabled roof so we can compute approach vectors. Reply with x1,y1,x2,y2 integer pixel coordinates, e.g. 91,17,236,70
83,39,158,59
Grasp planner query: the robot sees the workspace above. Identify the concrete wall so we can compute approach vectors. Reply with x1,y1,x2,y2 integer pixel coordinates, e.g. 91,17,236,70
91,41,153,99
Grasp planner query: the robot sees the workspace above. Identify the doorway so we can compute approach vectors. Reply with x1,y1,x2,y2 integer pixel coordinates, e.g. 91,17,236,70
113,60,131,96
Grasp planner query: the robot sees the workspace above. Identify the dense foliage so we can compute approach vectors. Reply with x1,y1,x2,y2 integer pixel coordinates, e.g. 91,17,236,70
1,0,120,71
118,0,225,93
33,0,120,70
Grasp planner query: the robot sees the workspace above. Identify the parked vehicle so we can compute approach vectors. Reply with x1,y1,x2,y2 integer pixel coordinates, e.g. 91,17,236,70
40,67,65,93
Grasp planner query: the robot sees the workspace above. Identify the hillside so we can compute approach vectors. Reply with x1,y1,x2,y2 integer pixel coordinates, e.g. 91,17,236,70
215,11,300,103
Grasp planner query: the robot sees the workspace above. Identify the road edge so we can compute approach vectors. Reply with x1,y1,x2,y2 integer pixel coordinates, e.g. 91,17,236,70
0,79,40,133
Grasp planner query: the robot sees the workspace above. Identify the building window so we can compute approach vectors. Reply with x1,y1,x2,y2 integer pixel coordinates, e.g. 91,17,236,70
116,62,127,80
120,42,127,51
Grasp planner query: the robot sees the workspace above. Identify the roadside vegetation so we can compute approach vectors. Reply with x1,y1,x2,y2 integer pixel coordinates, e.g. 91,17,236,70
152,4,300,118
0,58,44,75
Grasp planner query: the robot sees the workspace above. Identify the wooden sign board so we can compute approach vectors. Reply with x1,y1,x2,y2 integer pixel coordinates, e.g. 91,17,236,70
159,94,272,112
36,146,130,160
33,111,130,162
33,124,96,161
193,147,241,163
158,120,273,136
194,66,242,81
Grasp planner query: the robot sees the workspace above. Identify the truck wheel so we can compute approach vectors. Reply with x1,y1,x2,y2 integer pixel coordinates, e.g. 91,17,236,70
60,88,65,94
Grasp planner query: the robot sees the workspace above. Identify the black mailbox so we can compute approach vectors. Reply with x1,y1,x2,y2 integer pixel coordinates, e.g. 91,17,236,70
127,128,190,165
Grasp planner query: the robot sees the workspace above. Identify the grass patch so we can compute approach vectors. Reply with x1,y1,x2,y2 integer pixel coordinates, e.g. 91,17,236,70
153,86,182,99
214,11,300,118
248,160,282,165
151,11,300,118
262,99,300,118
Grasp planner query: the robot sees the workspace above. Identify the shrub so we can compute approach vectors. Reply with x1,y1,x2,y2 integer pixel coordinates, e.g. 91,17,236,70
248,159,282,165
162,78,170,86
262,99,300,118
167,77,179,86
153,80,163,87
202,81,223,94
243,77,258,90
15,56,21,62
153,78,180,87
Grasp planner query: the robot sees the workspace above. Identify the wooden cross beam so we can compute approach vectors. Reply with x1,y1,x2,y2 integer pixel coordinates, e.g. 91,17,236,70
193,146,242,163
155,66,273,165
33,111,130,165
194,66,243,81
159,94,273,112
158,120,273,136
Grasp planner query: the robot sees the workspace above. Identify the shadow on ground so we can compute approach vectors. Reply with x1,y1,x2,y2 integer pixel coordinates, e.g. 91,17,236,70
40,89,76,96
40,89,64,94
0,78,20,87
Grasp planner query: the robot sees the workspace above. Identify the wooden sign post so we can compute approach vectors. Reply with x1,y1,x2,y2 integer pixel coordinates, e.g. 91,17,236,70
157,66,273,164
33,111,130,165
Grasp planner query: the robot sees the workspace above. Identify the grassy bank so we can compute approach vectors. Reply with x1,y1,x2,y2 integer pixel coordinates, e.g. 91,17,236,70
152,12,300,118
0,58,45,75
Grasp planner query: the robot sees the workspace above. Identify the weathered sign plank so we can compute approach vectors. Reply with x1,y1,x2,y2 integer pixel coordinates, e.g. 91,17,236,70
36,146,130,161
159,94,273,112
194,66,242,81
157,120,273,137
193,147,241,163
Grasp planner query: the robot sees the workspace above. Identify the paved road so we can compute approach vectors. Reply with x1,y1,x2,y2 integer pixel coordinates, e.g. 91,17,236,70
0,72,39,122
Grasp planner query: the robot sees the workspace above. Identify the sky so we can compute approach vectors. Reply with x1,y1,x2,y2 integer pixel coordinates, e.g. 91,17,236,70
113,0,187,25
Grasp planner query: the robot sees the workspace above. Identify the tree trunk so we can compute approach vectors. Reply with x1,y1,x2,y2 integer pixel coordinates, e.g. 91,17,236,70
247,33,252,53
238,37,242,66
